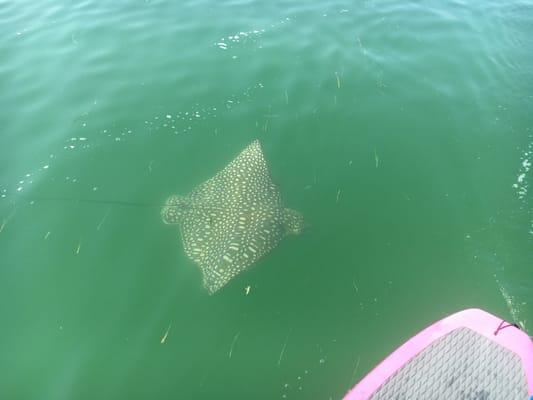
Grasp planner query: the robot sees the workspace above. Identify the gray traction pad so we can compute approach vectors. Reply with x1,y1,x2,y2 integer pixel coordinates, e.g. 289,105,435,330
370,327,528,399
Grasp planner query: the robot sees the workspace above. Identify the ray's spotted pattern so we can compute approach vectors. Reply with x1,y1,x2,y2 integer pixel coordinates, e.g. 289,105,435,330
162,140,304,294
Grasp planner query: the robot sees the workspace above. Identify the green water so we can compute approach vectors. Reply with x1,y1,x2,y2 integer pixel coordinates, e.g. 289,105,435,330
1,1,532,399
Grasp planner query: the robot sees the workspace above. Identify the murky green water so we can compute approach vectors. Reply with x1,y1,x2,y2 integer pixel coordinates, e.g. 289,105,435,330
1,1,532,399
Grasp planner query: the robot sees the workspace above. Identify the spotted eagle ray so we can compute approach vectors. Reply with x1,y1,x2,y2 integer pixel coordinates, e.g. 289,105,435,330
161,140,304,294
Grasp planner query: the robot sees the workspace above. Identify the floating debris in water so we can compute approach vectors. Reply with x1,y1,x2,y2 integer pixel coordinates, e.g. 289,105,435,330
160,323,172,344
228,331,241,359
278,329,292,366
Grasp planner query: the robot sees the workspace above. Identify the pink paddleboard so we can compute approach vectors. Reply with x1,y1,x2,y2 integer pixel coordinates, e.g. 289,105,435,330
344,308,533,399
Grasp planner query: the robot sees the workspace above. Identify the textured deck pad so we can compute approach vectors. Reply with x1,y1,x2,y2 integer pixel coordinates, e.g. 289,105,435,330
370,327,528,399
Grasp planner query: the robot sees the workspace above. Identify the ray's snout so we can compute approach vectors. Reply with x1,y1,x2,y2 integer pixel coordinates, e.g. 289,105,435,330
161,195,188,224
